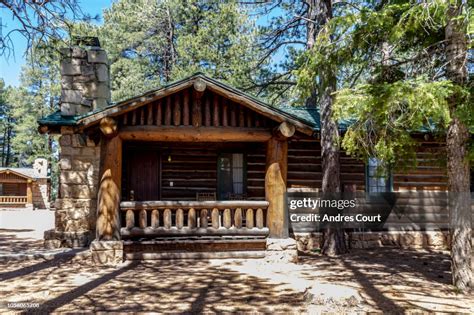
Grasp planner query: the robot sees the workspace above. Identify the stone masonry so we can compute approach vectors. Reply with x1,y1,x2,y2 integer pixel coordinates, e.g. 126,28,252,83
59,45,110,116
294,231,450,252
44,41,110,248
44,128,101,248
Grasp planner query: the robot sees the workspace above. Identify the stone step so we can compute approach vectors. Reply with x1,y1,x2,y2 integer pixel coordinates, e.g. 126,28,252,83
125,250,267,260
123,238,267,253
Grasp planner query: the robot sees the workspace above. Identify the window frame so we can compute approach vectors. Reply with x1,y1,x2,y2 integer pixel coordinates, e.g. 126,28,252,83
217,152,247,200
365,158,393,193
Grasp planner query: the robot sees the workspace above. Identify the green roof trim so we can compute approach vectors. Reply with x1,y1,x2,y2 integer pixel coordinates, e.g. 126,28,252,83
38,111,78,126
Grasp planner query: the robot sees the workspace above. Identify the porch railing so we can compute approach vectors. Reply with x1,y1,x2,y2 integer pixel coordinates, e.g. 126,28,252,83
0,196,28,204
120,200,269,238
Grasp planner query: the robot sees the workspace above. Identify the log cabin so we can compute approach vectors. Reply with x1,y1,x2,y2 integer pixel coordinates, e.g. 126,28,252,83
0,158,50,209
38,38,459,264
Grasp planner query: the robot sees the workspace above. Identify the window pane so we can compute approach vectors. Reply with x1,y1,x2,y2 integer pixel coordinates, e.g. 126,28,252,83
232,153,244,194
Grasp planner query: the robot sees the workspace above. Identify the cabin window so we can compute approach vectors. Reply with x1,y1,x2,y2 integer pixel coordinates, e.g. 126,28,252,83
217,153,246,200
0,183,3,195
366,158,391,193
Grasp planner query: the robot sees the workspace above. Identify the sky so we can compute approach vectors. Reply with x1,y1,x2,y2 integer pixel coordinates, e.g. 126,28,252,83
0,1,285,88
0,0,113,87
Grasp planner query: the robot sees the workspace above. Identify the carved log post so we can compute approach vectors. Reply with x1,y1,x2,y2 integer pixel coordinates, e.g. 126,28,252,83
96,129,122,241
223,209,231,228
265,123,292,238
176,208,184,229
234,208,242,228
151,209,159,228
188,208,196,228
246,208,254,228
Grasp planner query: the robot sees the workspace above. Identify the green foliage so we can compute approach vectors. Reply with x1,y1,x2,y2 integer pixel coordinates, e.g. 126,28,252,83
3,43,60,196
334,78,452,166
296,0,473,168
79,0,260,102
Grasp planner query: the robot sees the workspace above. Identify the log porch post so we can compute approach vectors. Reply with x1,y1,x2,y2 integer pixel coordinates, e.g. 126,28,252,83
96,118,122,241
26,180,33,205
265,122,294,238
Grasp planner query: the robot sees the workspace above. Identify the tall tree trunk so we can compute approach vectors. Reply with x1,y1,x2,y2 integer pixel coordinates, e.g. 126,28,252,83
313,0,347,256
445,1,472,291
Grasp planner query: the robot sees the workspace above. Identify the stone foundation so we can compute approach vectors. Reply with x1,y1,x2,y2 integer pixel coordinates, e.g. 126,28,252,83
90,240,123,265
44,128,101,249
265,238,298,263
294,231,450,252
44,230,94,248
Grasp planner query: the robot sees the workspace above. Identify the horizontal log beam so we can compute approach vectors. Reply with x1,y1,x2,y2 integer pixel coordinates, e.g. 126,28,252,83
120,200,269,210
119,126,272,142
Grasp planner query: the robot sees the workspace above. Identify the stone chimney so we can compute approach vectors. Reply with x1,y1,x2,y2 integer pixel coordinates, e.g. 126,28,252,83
59,37,111,116
33,158,48,177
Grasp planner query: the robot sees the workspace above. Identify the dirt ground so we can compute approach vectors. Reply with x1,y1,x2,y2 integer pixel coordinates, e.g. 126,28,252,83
0,248,472,313
0,216,472,313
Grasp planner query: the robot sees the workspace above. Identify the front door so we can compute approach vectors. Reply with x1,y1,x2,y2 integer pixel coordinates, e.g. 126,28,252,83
125,150,161,201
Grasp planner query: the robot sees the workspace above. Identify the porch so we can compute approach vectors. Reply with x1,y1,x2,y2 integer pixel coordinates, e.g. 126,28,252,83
0,171,34,208
83,76,309,261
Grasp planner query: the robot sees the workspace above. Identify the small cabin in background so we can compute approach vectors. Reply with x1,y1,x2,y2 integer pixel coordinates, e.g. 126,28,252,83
0,158,50,209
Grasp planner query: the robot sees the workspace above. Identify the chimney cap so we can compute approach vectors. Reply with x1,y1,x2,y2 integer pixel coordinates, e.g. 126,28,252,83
71,36,100,48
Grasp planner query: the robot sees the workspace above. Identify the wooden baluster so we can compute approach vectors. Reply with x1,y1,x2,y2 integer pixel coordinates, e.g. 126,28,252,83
234,208,242,228
174,94,181,126
126,210,135,229
123,113,128,125
212,95,219,126
239,107,245,127
188,208,196,228
254,113,260,127
192,91,202,127
204,96,211,126
140,107,145,125
246,109,253,127
131,110,137,125
151,209,159,228
164,209,172,229
211,208,219,229
165,96,172,125
246,208,254,229
156,101,162,126
256,208,264,229
147,104,153,125
222,99,228,126
139,209,147,228
200,209,208,228
176,208,184,229
230,105,237,126
183,89,190,125
223,209,231,229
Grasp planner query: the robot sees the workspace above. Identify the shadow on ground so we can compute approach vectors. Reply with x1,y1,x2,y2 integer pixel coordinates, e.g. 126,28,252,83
0,248,471,313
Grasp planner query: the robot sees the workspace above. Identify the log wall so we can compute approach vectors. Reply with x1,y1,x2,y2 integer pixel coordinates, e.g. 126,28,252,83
287,135,448,192
287,136,366,191
123,142,266,201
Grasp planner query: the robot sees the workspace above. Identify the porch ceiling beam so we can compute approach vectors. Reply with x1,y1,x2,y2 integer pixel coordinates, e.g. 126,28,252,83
119,126,273,142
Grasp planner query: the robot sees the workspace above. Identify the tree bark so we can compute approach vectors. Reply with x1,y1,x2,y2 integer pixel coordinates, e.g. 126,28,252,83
315,0,347,256
445,1,472,292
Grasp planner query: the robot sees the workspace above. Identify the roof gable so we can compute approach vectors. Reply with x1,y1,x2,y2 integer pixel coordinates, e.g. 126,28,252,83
0,168,37,180
39,74,318,136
